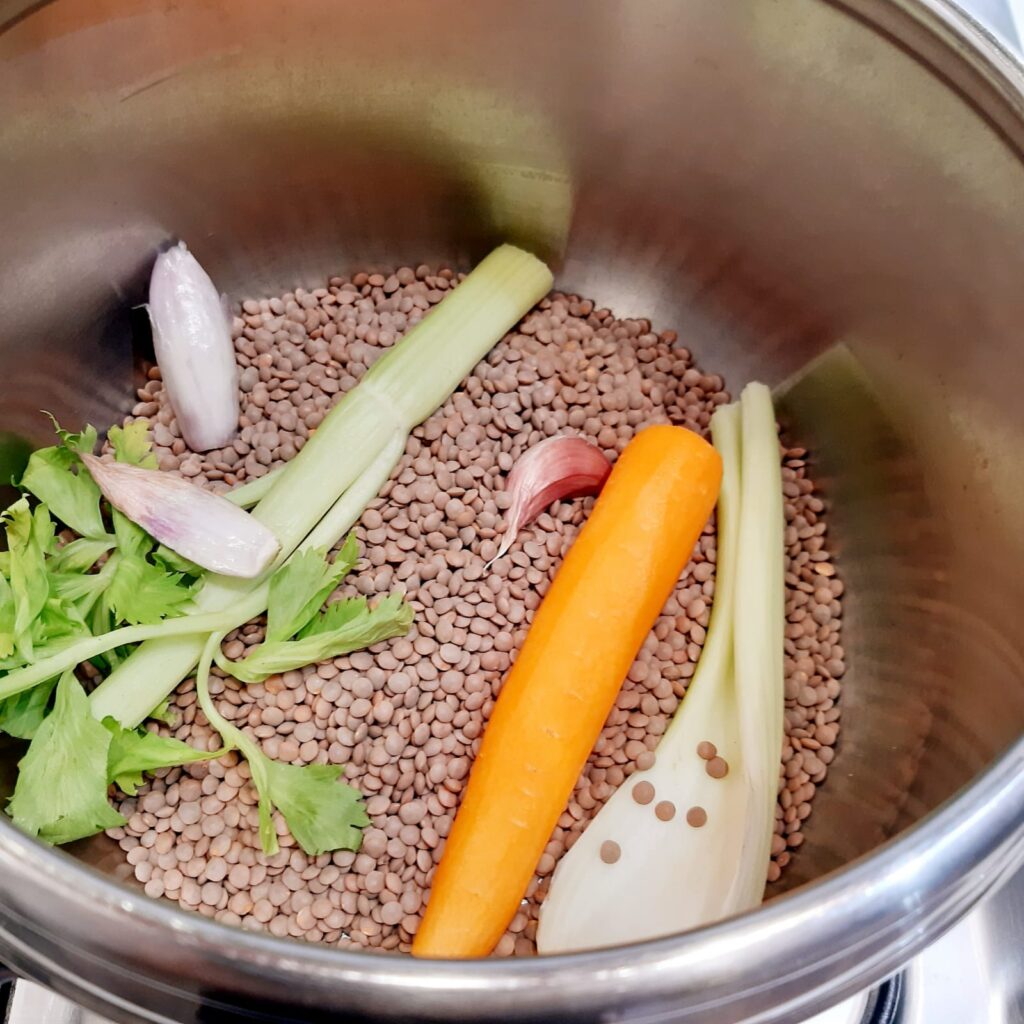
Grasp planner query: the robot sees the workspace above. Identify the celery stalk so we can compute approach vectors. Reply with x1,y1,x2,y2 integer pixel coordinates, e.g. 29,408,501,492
537,383,785,953
0,586,268,702
88,245,552,729
301,432,405,553
732,383,786,906
87,572,267,728
249,244,552,557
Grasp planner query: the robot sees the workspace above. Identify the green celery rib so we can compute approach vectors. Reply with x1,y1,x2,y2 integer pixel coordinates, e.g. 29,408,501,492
87,572,270,728
731,382,786,905
537,389,787,953
301,432,405,553
248,244,552,557
534,403,747,954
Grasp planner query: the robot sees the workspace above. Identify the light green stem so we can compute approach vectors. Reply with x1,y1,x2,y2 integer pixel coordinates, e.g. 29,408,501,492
0,587,268,703
194,633,246,753
194,631,279,855
302,431,405,552
223,470,282,509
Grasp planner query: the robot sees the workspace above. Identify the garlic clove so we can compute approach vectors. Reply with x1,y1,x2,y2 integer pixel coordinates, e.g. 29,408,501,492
492,435,612,563
148,242,239,453
81,454,279,578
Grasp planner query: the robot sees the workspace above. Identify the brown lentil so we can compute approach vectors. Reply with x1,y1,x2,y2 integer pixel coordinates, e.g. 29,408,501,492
654,801,677,823
109,266,844,956
631,781,655,806
599,840,621,865
705,756,730,780
685,807,708,829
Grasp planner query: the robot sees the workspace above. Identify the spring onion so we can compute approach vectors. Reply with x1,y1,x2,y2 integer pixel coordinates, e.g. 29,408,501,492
536,382,784,953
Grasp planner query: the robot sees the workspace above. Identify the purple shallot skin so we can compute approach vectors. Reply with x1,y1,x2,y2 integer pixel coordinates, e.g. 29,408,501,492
81,454,279,578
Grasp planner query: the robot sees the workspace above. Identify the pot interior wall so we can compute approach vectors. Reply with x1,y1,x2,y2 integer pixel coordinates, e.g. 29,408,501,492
1,0,1023,902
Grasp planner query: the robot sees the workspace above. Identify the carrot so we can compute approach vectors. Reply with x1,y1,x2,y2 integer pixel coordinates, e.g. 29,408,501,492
412,424,723,958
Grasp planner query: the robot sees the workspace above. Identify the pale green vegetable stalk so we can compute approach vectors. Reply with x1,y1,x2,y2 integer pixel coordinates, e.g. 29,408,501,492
89,245,552,728
536,382,784,953
732,382,786,902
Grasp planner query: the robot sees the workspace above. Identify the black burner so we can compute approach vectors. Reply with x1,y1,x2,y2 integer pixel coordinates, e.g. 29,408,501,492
863,975,903,1024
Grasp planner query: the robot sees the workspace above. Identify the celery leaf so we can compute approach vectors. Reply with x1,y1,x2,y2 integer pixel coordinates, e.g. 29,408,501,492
105,496,194,626
0,674,58,739
149,698,177,727
103,719,221,795
3,499,53,661
195,634,370,857
48,536,116,575
266,533,359,643
21,445,107,539
108,421,158,469
8,671,125,844
259,759,369,856
45,417,98,456
219,593,412,684
0,573,15,661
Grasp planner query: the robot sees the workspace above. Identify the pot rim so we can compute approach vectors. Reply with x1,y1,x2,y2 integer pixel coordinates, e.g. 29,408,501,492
1,1,1023,1020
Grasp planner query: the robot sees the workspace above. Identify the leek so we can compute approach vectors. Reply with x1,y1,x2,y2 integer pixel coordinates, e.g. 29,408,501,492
536,382,784,953
87,245,552,729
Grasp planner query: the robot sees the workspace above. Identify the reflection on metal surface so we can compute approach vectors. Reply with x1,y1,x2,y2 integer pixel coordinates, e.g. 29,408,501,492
902,866,1024,1023
801,990,872,1024
959,0,1020,41
6,981,91,1023
0,981,879,1024
0,0,1023,1021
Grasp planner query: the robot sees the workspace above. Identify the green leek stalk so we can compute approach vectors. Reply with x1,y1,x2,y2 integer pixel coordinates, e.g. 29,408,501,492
536,382,784,953
87,245,552,728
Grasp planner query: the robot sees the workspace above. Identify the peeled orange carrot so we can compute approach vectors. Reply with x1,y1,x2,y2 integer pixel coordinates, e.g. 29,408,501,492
412,424,723,958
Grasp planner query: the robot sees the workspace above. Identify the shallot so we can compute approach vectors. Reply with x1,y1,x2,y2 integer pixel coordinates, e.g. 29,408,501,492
492,435,612,563
81,454,279,578
148,242,239,452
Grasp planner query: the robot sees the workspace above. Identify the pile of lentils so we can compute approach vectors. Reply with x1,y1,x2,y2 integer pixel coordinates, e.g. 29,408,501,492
107,263,845,955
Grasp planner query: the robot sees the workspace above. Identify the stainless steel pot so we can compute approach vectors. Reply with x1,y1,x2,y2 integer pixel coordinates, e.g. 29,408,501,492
1,0,1023,1021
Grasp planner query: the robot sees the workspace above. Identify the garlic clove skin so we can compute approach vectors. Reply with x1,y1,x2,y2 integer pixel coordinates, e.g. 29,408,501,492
81,454,279,578
493,435,612,563
148,242,239,453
